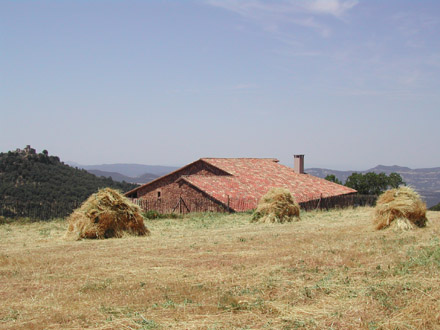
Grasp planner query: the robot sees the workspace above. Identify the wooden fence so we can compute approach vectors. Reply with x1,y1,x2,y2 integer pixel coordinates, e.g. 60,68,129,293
299,194,377,211
132,194,378,214
0,201,81,220
0,194,377,220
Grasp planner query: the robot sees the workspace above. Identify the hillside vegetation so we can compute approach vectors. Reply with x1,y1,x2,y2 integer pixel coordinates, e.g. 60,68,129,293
430,202,440,211
0,149,137,219
1,208,439,329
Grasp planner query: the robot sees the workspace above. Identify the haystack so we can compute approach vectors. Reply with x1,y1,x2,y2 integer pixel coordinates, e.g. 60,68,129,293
251,188,300,223
373,186,427,230
65,188,150,239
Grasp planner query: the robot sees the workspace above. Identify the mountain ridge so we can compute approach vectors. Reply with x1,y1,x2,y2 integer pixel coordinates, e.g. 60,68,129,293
67,162,179,178
86,169,160,184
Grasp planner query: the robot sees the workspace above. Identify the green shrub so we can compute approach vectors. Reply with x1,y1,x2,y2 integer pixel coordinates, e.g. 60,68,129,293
143,210,180,220
143,210,161,219
0,216,8,225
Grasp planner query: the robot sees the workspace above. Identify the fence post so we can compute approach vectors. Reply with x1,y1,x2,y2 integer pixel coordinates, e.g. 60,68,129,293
315,194,322,210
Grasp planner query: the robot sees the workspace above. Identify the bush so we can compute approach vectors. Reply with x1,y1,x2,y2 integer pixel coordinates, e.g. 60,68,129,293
143,210,180,220
429,202,440,211
143,210,161,219
0,216,8,225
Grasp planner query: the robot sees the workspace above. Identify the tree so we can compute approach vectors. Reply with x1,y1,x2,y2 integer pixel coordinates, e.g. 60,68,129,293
345,172,368,194
345,172,405,195
324,174,342,185
388,172,405,188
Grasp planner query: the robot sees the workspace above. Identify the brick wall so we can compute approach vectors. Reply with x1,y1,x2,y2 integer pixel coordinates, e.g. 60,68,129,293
132,160,229,213
134,182,226,214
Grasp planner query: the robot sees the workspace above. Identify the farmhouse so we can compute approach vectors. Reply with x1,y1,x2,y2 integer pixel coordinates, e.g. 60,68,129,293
125,155,356,212
125,156,356,213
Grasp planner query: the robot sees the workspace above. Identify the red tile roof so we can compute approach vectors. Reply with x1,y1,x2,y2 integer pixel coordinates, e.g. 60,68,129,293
178,158,356,210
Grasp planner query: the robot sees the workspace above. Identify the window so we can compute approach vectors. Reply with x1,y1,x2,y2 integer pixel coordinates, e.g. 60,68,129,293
157,191,161,199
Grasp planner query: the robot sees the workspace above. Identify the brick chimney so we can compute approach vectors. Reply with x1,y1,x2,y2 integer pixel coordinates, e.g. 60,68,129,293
294,154,304,174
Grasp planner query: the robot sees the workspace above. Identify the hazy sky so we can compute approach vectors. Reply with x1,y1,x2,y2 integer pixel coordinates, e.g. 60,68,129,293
1,0,439,170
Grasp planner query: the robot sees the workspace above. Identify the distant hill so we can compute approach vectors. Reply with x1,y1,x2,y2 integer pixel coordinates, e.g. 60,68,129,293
86,169,136,183
306,165,440,207
87,169,159,184
0,148,138,219
135,172,160,184
68,162,179,178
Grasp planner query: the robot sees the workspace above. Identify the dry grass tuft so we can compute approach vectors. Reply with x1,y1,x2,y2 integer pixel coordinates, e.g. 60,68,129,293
65,188,149,239
373,186,427,230
252,187,300,223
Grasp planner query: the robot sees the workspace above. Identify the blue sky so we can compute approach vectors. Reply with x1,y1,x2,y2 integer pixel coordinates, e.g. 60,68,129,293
1,0,439,170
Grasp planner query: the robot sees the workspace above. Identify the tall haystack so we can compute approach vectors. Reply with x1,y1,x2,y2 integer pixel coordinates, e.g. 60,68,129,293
373,186,427,230
251,188,300,223
65,188,150,239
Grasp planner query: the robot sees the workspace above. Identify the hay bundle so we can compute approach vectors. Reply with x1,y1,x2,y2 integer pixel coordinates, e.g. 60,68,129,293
65,188,150,239
373,186,427,230
251,188,300,223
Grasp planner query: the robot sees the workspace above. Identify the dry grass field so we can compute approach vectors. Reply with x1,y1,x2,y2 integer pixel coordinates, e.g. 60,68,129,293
1,207,439,329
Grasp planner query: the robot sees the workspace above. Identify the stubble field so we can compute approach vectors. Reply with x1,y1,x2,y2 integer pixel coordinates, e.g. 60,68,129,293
0,207,439,329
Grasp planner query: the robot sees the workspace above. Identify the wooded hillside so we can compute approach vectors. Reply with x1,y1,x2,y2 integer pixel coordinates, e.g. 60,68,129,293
0,148,138,219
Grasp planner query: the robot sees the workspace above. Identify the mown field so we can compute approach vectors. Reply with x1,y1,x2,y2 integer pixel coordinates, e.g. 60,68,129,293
0,208,439,329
